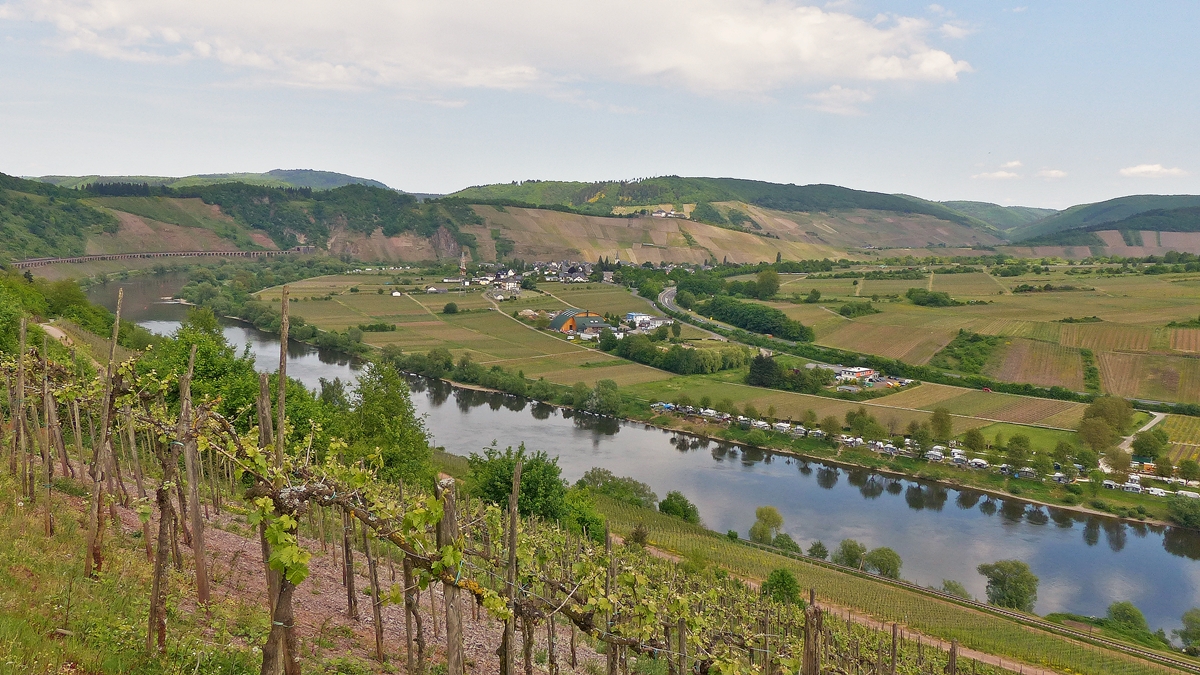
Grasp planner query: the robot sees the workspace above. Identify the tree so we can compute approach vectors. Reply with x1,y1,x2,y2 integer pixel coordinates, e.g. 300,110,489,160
347,360,434,487
1088,469,1106,496
1032,453,1054,477
1180,459,1200,482
831,539,867,568
756,269,780,299
930,408,953,441
762,568,802,605
1107,601,1148,632
863,547,902,579
977,560,1039,612
804,289,821,304
570,381,591,408
586,379,622,416
1167,494,1200,529
1006,434,1031,468
820,415,842,438
963,427,986,453
942,579,972,600
747,354,782,388
1052,440,1075,465
675,290,696,309
468,444,565,518
575,468,657,508
772,532,801,553
749,506,784,544
598,328,618,351
671,322,681,338
744,404,760,420
1174,608,1200,646
1131,429,1169,459
442,301,458,314
911,424,933,457
659,490,700,524
1078,418,1116,452
1156,456,1174,478
1076,448,1099,469
807,540,829,560
1083,396,1133,434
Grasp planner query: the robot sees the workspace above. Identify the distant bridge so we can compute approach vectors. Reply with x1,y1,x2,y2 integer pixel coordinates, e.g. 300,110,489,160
12,246,315,269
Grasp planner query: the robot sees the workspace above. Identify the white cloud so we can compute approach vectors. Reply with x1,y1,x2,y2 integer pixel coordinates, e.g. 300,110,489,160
971,170,1020,180
1000,160,1022,168
807,85,873,115
939,23,973,39
2,0,973,95
1119,163,1188,178
1036,169,1066,179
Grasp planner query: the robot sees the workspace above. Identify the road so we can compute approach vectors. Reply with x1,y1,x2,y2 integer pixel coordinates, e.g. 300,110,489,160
656,286,727,341
1118,411,1168,452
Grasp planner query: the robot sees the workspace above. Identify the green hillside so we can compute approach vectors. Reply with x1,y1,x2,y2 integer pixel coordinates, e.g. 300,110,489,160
34,168,391,191
940,200,1057,231
1021,206,1200,246
0,173,117,261
1010,194,1200,241
451,176,993,230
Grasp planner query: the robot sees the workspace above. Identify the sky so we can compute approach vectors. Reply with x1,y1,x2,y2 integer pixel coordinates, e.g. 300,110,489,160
0,1,1197,209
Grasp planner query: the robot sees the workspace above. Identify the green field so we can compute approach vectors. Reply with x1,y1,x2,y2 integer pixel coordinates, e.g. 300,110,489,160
736,268,1200,403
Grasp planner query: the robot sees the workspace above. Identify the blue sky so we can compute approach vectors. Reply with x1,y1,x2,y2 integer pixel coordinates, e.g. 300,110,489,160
1,1,1196,208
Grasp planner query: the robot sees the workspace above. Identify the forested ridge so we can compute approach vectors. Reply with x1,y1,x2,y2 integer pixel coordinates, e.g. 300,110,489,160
449,176,991,228
83,181,483,250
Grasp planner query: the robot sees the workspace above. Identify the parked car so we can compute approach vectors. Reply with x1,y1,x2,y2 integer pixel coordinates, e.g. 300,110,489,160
1145,487,1168,497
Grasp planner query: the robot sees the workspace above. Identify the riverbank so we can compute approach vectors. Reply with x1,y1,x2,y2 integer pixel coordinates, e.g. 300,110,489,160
409,367,1187,533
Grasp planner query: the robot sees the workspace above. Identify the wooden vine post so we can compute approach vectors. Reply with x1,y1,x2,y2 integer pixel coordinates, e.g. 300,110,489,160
85,288,120,578
438,477,464,675
179,344,210,607
501,460,522,675
148,345,195,654
362,525,385,662
41,334,53,536
606,523,617,675
891,622,898,675
948,639,958,675
801,604,818,675
124,407,153,560
15,319,25,500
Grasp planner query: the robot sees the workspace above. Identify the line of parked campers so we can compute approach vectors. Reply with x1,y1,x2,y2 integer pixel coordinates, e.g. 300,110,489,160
651,402,1199,500
651,402,829,438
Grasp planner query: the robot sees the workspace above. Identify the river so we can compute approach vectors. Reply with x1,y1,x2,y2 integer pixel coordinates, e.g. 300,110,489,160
88,274,1200,635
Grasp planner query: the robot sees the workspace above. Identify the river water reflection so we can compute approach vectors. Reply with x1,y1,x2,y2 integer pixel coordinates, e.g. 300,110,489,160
88,276,1200,634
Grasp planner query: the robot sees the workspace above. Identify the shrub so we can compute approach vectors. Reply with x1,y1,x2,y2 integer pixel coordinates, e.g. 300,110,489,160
659,491,700,524
443,301,459,314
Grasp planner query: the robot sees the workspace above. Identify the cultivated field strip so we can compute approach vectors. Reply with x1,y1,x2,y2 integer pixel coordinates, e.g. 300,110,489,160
1060,324,1153,352
817,322,956,364
1171,329,1200,352
985,339,1085,391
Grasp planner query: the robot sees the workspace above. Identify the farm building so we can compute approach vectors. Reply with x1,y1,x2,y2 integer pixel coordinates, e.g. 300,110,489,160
837,367,876,381
548,308,604,333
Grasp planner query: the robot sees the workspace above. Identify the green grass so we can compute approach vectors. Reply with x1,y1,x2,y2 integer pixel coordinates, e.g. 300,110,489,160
968,423,1081,452
0,475,261,675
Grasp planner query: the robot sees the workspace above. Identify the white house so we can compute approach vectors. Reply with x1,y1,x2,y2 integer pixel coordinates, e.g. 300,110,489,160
837,367,876,381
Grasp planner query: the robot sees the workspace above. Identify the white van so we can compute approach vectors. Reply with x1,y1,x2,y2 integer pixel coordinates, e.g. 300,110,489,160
1144,487,1168,497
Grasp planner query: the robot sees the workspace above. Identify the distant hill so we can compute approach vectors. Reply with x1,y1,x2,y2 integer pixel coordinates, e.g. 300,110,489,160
34,169,393,191
939,201,1057,232
1020,206,1200,247
0,173,117,260
1009,194,1200,241
450,176,996,232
